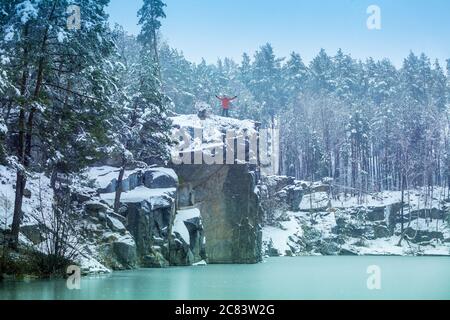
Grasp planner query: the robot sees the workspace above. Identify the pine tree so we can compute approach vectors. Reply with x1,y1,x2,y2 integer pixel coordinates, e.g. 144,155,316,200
283,52,308,103
249,43,284,127
160,43,195,112
138,0,166,73
309,49,335,93
112,0,172,212
332,49,360,102
1,0,116,248
239,53,252,87
430,60,447,112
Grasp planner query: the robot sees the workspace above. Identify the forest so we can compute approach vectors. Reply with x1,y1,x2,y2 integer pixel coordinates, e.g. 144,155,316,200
0,0,449,277
160,42,450,199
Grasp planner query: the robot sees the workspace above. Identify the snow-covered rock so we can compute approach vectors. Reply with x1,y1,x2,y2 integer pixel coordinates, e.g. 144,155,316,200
263,186,450,257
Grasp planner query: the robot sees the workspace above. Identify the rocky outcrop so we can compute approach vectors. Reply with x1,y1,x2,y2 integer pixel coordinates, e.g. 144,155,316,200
262,177,450,256
173,164,262,264
261,175,304,214
169,114,263,264
67,198,140,271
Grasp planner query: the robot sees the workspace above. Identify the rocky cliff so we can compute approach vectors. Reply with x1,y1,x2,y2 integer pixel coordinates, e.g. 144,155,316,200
170,114,263,264
262,176,450,256
174,164,262,264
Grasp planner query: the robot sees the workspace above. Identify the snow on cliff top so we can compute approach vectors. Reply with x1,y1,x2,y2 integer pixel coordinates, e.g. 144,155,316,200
86,166,140,189
171,114,256,133
86,166,177,190
170,114,258,153
100,186,176,210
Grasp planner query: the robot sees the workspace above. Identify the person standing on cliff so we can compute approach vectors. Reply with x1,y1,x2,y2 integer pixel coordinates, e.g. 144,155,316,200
216,95,238,117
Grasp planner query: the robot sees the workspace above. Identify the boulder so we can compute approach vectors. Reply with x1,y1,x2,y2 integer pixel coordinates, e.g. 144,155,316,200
106,214,127,233
404,228,444,244
339,248,359,256
143,169,178,189
21,224,44,245
142,250,169,268
372,223,391,238
85,201,109,214
169,236,195,266
23,188,32,199
112,239,137,268
366,206,386,221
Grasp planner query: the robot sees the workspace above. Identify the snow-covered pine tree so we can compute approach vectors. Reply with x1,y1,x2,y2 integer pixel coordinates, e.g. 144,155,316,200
431,60,447,112
160,43,195,113
111,0,172,212
138,0,166,74
309,48,335,93
282,52,308,104
249,43,284,127
239,53,252,88
1,0,116,248
332,49,361,102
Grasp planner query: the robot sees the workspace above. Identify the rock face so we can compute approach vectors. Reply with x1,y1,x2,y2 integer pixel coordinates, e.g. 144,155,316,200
77,199,139,271
262,177,450,256
173,164,262,264
86,166,209,268
261,175,304,215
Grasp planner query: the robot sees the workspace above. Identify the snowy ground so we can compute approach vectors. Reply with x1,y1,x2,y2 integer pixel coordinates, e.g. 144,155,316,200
263,211,450,257
0,165,53,230
264,187,450,257
300,187,448,211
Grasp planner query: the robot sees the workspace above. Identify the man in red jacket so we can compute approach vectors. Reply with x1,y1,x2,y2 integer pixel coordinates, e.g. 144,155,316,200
216,95,238,117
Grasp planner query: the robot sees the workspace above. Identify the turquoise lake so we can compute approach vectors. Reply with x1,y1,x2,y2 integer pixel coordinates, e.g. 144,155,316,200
0,257,449,300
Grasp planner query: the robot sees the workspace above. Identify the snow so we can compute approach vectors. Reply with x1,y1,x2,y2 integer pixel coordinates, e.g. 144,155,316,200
173,208,201,245
86,166,178,191
57,31,66,43
0,165,53,229
100,186,176,209
264,204,450,257
3,26,14,42
16,0,39,24
170,114,257,155
86,166,140,189
107,215,126,232
151,167,178,182
342,236,450,256
262,217,302,255
78,255,111,275
300,187,448,211
192,260,207,266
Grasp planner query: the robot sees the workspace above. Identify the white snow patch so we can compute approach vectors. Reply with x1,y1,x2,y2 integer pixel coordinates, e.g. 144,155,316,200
100,186,175,209
262,216,302,255
173,208,201,245
86,166,140,190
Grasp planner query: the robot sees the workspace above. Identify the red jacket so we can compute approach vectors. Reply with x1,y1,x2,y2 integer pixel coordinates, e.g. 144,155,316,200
216,95,237,110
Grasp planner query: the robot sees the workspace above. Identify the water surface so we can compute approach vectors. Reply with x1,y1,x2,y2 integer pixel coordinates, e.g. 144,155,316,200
0,257,449,300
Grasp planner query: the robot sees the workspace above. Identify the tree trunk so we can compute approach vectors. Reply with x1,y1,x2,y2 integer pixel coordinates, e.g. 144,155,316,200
10,22,29,248
397,172,405,246
114,166,126,213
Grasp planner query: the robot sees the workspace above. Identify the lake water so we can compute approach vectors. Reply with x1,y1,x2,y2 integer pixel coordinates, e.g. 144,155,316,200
0,257,449,300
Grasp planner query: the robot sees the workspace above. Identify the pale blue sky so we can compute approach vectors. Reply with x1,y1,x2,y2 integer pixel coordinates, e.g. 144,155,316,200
107,0,450,67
